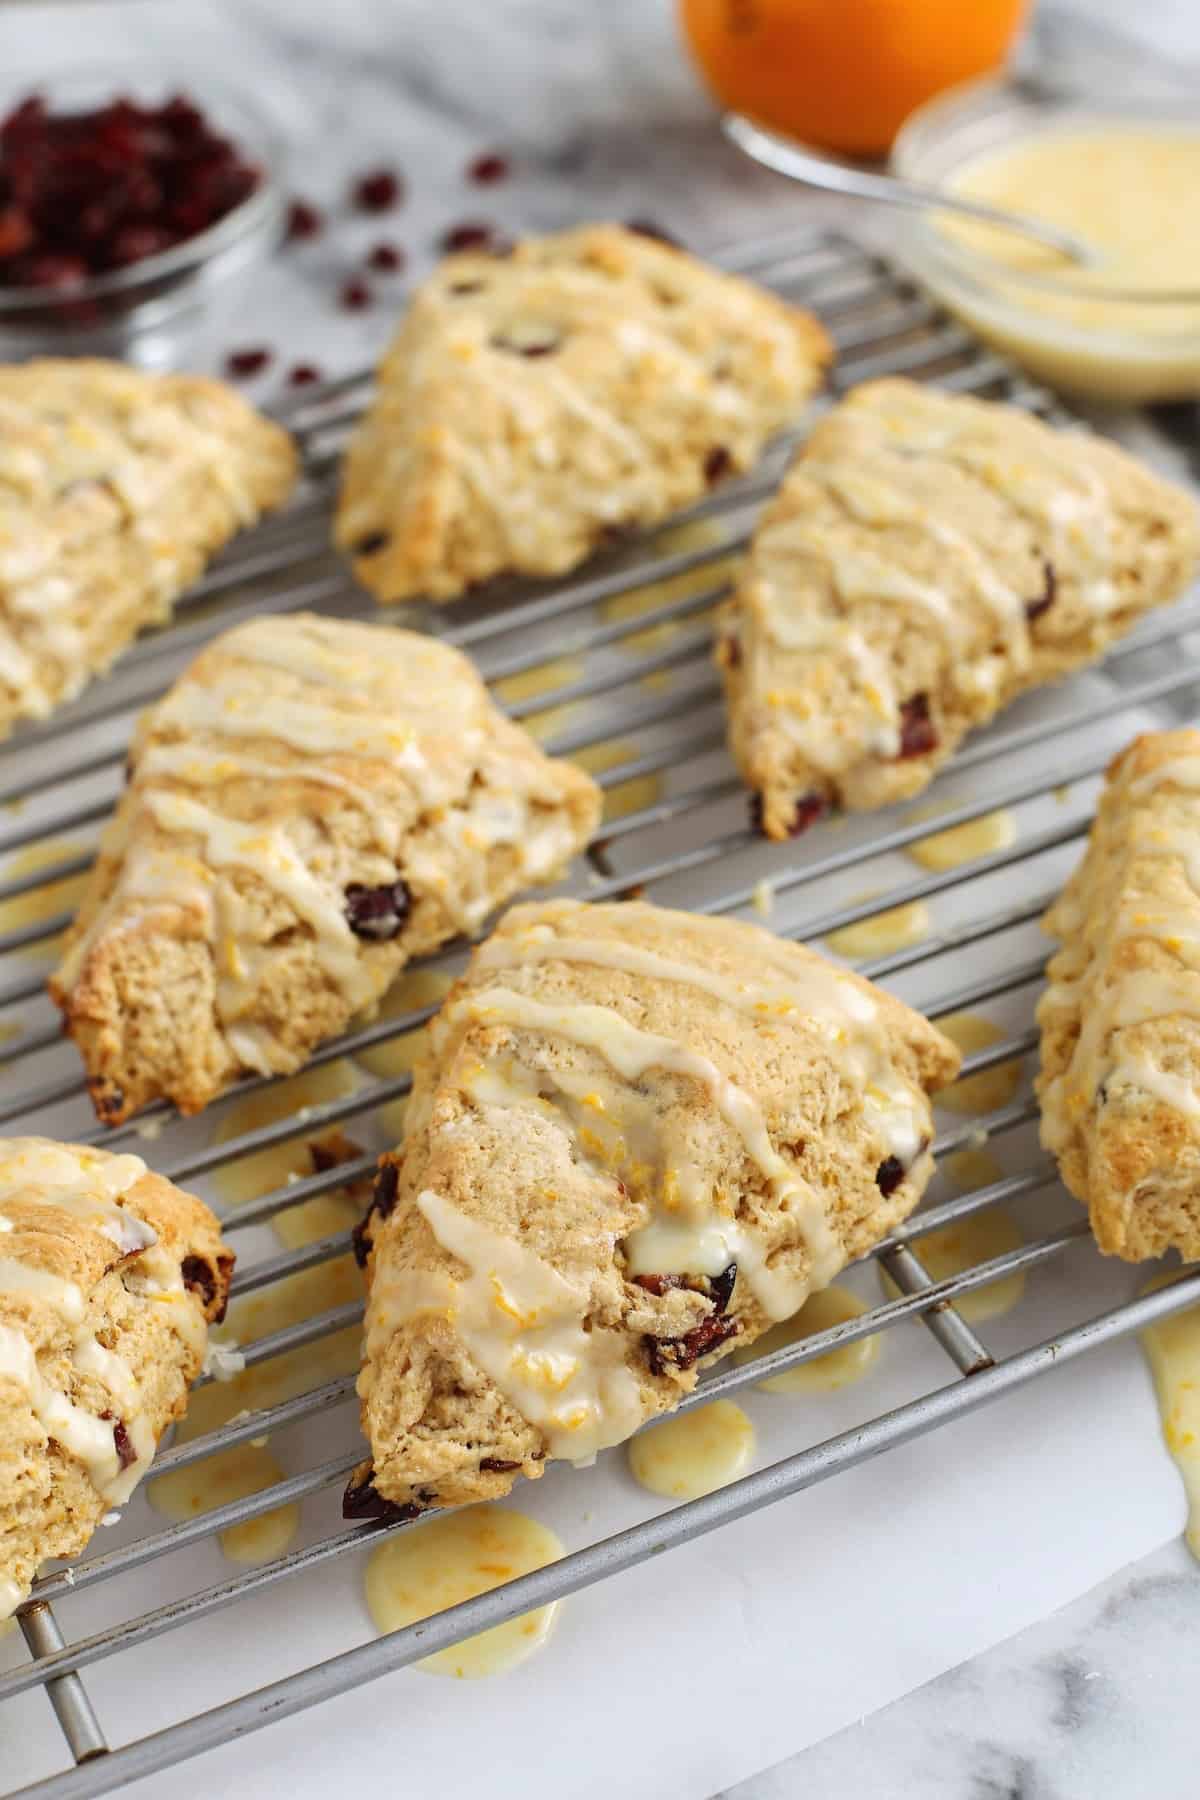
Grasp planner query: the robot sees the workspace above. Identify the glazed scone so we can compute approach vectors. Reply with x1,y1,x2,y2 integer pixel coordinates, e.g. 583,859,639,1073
0,1137,232,1618
335,223,831,603
1038,730,1200,1261
718,379,1200,838
50,614,601,1124
351,897,960,1514
0,359,297,738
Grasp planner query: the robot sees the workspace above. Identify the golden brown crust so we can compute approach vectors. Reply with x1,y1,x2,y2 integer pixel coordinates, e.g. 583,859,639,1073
0,359,297,737
1038,729,1200,1260
50,614,600,1123
335,223,831,603
719,379,1200,838
355,898,959,1511
0,1138,231,1615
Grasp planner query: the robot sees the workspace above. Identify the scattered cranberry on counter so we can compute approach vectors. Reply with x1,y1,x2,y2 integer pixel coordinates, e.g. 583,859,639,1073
353,168,403,213
366,241,405,273
340,276,372,311
225,346,273,379
288,362,322,387
286,197,324,241
440,220,508,254
0,90,261,289
467,151,510,185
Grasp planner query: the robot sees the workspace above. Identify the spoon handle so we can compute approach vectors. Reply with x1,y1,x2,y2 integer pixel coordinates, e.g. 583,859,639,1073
723,114,1094,266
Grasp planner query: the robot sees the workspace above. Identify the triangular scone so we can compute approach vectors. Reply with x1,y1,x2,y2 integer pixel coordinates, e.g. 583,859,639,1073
0,359,297,738
1038,730,1200,1262
351,898,959,1514
50,615,601,1124
334,223,831,603
717,379,1200,838
0,1137,231,1619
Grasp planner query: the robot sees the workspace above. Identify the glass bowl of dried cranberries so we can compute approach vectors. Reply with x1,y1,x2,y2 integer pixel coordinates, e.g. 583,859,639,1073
0,65,286,366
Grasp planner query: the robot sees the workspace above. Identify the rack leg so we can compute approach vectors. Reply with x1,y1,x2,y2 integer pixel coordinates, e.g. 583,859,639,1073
19,1602,108,1765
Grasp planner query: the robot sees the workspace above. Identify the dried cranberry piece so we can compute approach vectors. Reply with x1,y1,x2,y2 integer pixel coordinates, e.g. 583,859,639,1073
308,1138,349,1176
875,1155,905,1197
479,1456,520,1473
340,276,372,311
626,218,680,247
468,152,510,185
1,96,46,149
896,694,938,760
367,241,405,273
181,1254,216,1308
351,1218,373,1270
353,1163,400,1269
353,168,403,213
22,252,88,291
0,206,32,257
632,1271,686,1297
286,197,323,240
373,1164,400,1219
225,346,272,379
707,1262,738,1316
749,790,829,838
704,445,732,485
352,530,390,557
90,1079,125,1124
112,1420,137,1472
343,1466,423,1523
1025,559,1056,623
638,1263,740,1374
108,224,172,266
344,878,411,942
440,220,507,255
648,1312,739,1375
490,326,560,358
288,362,322,387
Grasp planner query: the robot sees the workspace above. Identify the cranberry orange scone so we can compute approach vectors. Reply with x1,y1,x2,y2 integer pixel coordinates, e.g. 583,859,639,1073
50,614,600,1124
334,223,831,603
718,379,1200,838
1038,730,1200,1261
350,898,959,1515
0,359,296,739
0,1137,231,1618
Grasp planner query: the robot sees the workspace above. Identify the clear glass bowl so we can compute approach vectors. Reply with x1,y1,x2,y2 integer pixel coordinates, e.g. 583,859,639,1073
891,78,1200,405
0,62,287,368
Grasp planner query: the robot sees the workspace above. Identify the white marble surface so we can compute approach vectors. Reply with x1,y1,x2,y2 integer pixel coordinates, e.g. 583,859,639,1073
722,1539,1199,1800
1,3,1198,1797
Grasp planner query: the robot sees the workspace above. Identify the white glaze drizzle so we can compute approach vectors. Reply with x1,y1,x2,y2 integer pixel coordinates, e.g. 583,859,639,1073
367,1189,644,1466
471,922,926,1162
439,982,843,1316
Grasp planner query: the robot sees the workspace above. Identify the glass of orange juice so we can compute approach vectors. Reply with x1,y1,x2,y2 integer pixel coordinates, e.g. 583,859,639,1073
678,0,1030,157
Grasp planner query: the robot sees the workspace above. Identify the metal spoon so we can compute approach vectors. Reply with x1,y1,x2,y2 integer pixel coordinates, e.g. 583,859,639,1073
724,114,1102,268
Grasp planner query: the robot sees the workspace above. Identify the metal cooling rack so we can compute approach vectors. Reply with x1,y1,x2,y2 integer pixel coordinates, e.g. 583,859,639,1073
4,225,1200,1797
